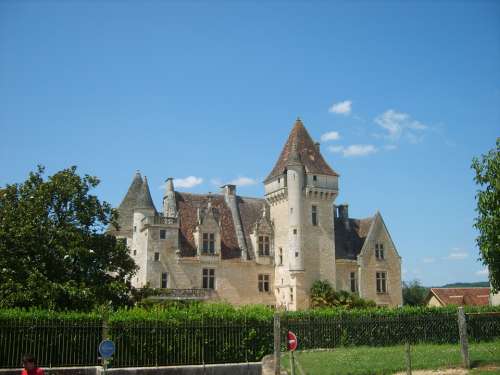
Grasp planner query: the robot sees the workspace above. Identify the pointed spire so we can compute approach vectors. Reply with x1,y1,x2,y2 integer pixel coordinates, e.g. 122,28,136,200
115,171,144,231
264,118,338,182
136,176,157,212
287,140,301,166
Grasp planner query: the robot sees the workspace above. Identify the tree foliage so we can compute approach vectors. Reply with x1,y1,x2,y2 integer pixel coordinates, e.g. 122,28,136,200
472,138,500,292
0,166,137,310
310,280,376,309
402,280,428,306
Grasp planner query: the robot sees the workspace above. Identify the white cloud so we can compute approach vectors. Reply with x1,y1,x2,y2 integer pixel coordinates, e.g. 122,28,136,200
476,268,489,277
329,144,378,157
446,249,468,260
344,145,378,157
329,100,352,115
211,176,257,187
174,176,203,188
374,109,428,142
384,144,398,151
422,257,436,264
320,131,341,142
328,145,344,153
229,177,257,186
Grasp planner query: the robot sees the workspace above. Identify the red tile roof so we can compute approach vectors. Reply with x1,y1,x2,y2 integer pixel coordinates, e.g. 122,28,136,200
427,288,490,307
265,118,338,182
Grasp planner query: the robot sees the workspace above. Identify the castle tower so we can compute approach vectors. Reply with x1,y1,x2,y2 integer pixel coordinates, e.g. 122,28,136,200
132,176,157,286
264,118,339,310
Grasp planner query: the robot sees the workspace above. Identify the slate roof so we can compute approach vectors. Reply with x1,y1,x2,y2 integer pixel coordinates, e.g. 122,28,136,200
116,171,143,232
426,288,490,307
265,118,339,182
136,176,157,212
177,193,241,259
334,217,374,260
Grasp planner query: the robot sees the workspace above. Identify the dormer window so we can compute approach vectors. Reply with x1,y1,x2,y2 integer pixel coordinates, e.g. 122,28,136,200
313,175,317,182
258,236,270,256
375,243,385,260
203,233,215,254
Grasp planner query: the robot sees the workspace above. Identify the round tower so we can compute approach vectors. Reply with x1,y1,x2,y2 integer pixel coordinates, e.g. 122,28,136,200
287,141,305,271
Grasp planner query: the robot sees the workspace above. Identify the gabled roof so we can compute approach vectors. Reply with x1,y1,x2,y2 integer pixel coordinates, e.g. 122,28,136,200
334,217,374,260
116,171,143,231
426,288,490,307
265,118,339,182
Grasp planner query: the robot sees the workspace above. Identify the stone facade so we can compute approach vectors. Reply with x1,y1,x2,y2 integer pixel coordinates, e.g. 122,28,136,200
111,119,403,309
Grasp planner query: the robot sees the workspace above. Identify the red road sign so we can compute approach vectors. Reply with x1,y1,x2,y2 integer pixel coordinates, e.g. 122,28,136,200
287,331,298,351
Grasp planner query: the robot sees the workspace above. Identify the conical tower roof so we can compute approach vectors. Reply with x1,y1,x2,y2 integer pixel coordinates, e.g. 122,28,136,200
116,171,143,231
264,118,338,182
136,176,157,212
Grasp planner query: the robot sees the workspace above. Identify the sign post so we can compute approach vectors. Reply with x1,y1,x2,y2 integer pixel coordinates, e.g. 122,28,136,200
99,339,115,374
287,331,298,375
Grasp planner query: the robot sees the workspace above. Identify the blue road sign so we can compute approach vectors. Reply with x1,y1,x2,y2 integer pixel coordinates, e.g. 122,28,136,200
99,339,115,359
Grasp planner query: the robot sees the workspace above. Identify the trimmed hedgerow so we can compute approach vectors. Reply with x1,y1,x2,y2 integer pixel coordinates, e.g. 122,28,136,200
0,304,499,368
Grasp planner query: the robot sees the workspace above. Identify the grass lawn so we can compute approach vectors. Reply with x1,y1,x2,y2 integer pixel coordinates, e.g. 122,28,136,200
281,340,500,375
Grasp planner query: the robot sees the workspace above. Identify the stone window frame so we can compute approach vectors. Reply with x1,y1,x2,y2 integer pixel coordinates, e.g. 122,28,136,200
258,235,271,256
376,271,387,294
375,243,385,260
349,271,357,293
161,272,168,288
202,268,215,289
160,229,166,240
258,274,271,293
311,205,318,226
202,233,216,255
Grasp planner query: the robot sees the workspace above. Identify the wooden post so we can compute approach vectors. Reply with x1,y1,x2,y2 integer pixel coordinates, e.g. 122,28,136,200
405,342,412,375
274,312,281,375
457,307,470,369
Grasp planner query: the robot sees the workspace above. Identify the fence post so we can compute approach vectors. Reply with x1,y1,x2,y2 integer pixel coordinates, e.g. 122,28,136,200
405,342,412,375
457,307,470,369
274,312,281,375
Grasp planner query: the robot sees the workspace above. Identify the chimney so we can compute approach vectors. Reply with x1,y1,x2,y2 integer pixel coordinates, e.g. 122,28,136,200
165,177,174,193
221,184,236,197
315,142,320,151
338,204,350,230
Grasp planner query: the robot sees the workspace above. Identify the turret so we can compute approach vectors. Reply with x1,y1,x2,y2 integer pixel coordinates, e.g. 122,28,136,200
163,177,178,221
133,176,157,234
115,170,143,233
287,141,305,271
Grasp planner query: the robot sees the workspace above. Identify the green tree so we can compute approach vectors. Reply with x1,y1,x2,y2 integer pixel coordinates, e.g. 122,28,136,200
472,138,500,292
0,166,137,310
402,280,428,306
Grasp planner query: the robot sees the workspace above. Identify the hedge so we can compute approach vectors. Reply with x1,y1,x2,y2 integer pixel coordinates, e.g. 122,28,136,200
1,304,499,368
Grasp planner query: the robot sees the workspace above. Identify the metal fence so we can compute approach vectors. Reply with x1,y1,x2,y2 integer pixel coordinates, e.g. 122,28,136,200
1,311,499,369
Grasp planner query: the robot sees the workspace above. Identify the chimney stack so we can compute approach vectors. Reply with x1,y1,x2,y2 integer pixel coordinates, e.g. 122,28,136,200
315,142,320,151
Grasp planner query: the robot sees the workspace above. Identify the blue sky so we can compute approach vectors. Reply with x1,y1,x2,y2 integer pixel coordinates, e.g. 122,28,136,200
1,1,499,287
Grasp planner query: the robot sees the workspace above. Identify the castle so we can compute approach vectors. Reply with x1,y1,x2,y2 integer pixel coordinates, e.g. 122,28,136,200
112,119,403,309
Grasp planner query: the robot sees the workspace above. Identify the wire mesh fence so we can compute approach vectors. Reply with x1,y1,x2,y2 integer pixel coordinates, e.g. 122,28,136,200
0,318,101,368
0,310,499,369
